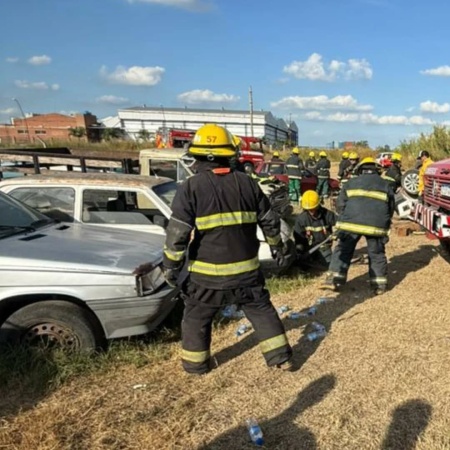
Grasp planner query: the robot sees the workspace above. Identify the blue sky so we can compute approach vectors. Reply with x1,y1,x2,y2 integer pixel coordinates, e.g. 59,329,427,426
2,0,450,147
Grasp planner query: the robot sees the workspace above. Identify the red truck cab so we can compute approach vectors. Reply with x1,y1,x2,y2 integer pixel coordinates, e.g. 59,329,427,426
237,136,264,169
411,159,450,255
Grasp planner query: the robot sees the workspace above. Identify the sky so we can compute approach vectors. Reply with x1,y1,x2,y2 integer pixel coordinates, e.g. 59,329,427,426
3,0,450,147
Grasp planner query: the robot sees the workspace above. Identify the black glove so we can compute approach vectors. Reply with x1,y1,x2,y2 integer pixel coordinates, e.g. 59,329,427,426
162,266,180,288
271,243,293,267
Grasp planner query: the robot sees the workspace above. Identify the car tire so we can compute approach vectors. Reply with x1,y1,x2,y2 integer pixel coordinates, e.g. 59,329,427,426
401,169,419,198
0,300,103,352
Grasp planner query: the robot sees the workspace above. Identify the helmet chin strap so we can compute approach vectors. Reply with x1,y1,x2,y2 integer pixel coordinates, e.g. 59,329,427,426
207,153,215,161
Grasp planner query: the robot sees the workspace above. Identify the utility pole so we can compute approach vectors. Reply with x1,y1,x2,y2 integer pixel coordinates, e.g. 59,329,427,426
12,97,31,142
249,86,254,137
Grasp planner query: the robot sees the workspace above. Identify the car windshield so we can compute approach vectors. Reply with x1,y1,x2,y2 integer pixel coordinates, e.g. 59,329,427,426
0,192,54,238
152,181,178,207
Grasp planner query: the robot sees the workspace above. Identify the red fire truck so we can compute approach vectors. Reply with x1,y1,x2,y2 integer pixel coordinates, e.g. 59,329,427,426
411,158,450,257
155,128,196,149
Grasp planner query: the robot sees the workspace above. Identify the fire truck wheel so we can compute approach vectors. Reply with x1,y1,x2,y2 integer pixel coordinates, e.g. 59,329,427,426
401,169,419,198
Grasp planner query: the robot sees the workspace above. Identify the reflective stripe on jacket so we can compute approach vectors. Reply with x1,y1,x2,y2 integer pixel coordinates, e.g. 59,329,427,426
163,161,281,289
335,173,395,237
285,154,304,178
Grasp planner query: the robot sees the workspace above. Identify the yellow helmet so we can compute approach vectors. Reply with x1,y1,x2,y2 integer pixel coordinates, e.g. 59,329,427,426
292,147,300,154
309,151,315,157
349,151,359,160
273,151,280,157
301,190,320,210
342,151,349,159
319,151,327,157
189,124,236,157
355,157,381,175
392,152,402,162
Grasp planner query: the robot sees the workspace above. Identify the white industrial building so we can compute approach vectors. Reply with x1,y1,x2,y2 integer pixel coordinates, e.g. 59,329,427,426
110,106,298,145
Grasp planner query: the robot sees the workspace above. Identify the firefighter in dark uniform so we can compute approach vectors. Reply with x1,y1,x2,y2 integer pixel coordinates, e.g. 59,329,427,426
294,190,336,271
382,152,402,193
337,151,351,185
285,147,304,202
159,124,293,375
305,151,317,172
322,157,395,295
271,151,283,162
316,151,331,200
340,152,360,186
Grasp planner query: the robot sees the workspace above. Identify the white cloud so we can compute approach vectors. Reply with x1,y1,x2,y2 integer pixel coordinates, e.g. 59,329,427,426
126,0,213,11
301,111,434,125
100,65,165,86
283,53,373,82
0,108,16,115
420,100,450,114
271,95,373,111
178,89,240,105
15,80,60,90
28,55,52,65
6,57,18,63
96,95,129,105
421,65,450,77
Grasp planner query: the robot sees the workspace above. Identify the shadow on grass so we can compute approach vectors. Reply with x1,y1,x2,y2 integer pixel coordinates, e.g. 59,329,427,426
214,244,437,372
381,399,432,450
198,374,336,450
0,345,63,419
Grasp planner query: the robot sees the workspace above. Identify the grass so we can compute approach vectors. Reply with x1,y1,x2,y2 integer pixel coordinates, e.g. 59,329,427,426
2,234,450,449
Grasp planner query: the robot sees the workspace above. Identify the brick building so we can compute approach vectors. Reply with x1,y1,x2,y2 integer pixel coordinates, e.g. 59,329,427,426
0,112,99,144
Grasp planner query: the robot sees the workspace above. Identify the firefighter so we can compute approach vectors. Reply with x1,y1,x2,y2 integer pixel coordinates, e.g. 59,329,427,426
286,147,304,202
341,152,360,184
271,151,283,162
156,124,293,375
305,151,317,172
316,151,331,200
294,190,336,271
382,152,402,193
337,151,351,184
418,150,434,201
321,157,395,295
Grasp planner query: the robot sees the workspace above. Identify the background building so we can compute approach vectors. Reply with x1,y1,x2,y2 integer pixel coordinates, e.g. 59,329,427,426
0,112,99,145
114,106,298,145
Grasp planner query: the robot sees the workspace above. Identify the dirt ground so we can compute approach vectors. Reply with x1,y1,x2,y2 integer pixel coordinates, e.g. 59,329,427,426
1,222,450,450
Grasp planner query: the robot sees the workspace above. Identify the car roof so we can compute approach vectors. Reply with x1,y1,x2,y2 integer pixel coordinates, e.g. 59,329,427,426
0,172,173,188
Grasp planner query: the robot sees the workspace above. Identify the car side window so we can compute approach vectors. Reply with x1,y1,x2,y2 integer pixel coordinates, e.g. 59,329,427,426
82,189,155,224
9,187,75,222
149,159,178,181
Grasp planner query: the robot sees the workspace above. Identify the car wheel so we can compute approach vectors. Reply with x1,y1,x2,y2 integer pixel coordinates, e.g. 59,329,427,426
401,169,419,197
0,300,103,352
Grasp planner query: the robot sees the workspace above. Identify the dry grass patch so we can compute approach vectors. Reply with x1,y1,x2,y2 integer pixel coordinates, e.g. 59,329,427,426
2,232,450,449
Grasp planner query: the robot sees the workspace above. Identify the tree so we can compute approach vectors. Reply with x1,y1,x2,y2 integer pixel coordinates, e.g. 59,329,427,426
101,127,125,141
137,129,151,141
69,126,86,140
355,140,369,148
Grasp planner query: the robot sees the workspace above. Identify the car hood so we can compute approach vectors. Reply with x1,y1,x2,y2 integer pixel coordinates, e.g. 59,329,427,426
0,223,164,274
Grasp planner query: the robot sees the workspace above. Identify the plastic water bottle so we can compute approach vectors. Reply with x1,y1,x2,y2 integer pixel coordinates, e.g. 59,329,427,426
287,311,307,319
246,418,264,446
236,323,252,337
311,321,326,332
222,305,245,319
316,297,334,305
306,306,317,316
307,329,327,342
277,305,290,314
